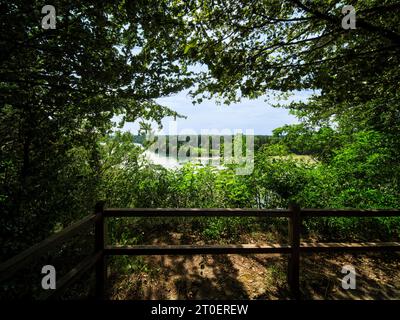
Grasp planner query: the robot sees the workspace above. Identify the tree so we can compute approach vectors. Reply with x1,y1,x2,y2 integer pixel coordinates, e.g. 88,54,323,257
169,0,400,132
0,0,192,257
273,124,343,161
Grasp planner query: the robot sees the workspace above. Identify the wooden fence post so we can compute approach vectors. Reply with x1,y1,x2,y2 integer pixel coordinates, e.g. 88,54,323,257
288,202,301,300
95,201,106,299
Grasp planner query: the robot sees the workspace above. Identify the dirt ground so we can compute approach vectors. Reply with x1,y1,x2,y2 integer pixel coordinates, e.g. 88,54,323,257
107,232,400,300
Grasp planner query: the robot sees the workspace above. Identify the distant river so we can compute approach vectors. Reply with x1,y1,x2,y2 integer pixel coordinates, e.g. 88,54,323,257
135,143,223,170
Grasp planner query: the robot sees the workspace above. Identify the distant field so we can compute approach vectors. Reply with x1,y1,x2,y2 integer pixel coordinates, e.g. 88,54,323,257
189,146,220,157
270,154,317,164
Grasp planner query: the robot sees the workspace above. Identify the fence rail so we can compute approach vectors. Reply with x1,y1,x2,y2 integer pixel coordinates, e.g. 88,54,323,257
0,214,97,283
1,203,399,300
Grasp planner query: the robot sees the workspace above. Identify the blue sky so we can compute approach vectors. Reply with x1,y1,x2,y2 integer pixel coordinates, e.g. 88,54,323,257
120,89,313,135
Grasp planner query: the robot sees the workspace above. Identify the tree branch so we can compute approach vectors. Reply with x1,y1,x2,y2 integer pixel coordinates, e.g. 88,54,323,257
289,0,400,46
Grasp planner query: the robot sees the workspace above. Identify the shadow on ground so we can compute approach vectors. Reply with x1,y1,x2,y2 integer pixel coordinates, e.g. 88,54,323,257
107,231,400,300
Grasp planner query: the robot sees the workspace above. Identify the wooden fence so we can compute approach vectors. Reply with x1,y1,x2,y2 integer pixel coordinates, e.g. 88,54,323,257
1,202,399,300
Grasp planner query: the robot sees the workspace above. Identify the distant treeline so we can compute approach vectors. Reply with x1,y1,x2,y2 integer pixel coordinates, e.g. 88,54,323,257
133,134,275,153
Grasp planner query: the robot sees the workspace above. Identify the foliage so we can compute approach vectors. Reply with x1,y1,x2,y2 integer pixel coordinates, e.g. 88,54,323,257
99,130,400,243
167,0,400,135
273,124,343,161
2,2,400,298
0,1,191,259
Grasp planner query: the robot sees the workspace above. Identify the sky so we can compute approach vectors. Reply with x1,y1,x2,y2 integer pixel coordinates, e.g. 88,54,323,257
120,89,314,135
116,52,314,136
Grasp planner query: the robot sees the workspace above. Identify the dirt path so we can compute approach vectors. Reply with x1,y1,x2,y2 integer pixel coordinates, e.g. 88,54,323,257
108,232,400,300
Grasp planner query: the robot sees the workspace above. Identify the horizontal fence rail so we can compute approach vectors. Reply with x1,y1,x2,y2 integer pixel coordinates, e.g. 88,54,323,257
103,207,292,217
39,252,102,300
299,242,400,252
104,244,292,255
104,207,400,218
301,208,400,217
0,214,97,283
0,203,399,300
